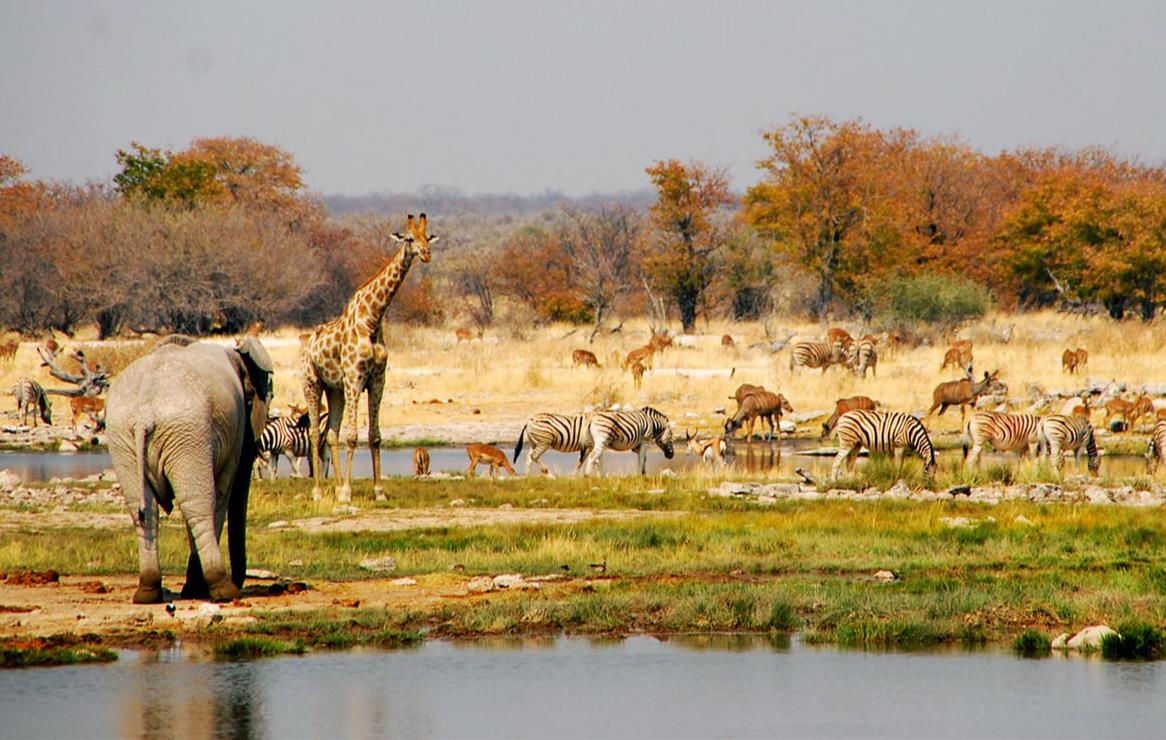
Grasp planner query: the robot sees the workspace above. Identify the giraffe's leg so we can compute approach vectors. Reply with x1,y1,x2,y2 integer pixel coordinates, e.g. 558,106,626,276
303,377,326,501
367,369,386,502
324,387,346,497
339,380,362,503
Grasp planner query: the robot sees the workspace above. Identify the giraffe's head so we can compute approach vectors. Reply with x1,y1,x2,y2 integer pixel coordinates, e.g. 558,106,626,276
391,213,439,263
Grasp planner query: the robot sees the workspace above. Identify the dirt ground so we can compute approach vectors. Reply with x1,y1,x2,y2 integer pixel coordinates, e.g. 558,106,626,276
0,506,674,642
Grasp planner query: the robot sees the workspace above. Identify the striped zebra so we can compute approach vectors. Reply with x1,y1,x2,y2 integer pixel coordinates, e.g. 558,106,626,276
831,409,936,478
581,406,674,476
846,338,878,378
789,341,843,373
12,379,52,427
513,412,591,476
1037,414,1100,475
962,411,1042,468
256,412,330,480
1147,419,1166,473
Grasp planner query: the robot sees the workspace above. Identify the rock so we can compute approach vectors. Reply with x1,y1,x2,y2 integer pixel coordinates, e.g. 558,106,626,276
287,560,304,567
359,556,397,573
1083,487,1113,505
57,440,78,453
1066,625,1116,650
528,498,550,506
660,469,678,478
390,577,417,586
873,569,898,583
449,499,467,507
267,520,289,529
779,420,796,434
0,470,20,489
1051,633,1070,650
498,503,513,510
466,576,495,593
493,574,526,589
1014,515,1036,527
885,480,911,498
332,505,361,515
245,569,279,580
197,603,221,616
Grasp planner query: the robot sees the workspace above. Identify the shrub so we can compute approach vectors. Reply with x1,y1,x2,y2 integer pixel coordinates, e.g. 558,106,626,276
874,274,991,329
1012,628,1051,657
1101,622,1165,660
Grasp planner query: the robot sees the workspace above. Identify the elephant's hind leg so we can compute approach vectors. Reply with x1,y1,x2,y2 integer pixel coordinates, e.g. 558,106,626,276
132,493,163,604
176,456,239,602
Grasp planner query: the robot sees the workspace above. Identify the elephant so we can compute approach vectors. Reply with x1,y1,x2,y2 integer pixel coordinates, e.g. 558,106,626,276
105,335,273,604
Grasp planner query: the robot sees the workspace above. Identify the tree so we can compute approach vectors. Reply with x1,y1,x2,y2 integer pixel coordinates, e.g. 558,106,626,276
644,160,735,332
744,116,901,318
557,206,641,341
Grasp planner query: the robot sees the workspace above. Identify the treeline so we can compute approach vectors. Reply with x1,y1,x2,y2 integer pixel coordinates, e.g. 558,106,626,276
4,116,1166,338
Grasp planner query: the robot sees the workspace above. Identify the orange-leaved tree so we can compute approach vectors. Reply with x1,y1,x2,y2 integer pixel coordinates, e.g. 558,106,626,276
643,159,734,332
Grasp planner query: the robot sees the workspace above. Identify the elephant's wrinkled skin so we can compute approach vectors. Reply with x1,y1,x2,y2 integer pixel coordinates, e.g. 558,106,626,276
106,336,272,603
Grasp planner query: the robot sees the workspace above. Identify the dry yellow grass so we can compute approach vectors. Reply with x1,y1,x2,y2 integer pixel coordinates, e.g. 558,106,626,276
3,312,1162,440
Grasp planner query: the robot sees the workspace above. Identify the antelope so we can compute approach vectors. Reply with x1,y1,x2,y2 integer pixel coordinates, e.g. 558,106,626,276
1104,395,1153,431
465,443,517,478
826,327,853,350
1061,395,1092,418
0,338,17,362
69,395,105,430
821,396,878,438
456,327,483,342
623,345,655,371
926,369,1003,421
630,360,646,390
572,349,601,368
1076,348,1089,368
941,346,973,372
724,390,793,442
721,334,735,347
648,331,673,354
729,383,766,408
1061,348,1082,374
685,430,728,469
413,447,430,477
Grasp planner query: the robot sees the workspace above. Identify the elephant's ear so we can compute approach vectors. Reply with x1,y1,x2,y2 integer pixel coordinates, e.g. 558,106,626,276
234,337,275,445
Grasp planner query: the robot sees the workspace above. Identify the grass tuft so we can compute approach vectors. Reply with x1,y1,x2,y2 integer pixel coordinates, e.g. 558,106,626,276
1101,622,1165,660
1012,628,1051,657
212,636,306,660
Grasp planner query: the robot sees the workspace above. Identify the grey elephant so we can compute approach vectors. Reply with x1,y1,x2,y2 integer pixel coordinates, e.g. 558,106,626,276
106,335,273,604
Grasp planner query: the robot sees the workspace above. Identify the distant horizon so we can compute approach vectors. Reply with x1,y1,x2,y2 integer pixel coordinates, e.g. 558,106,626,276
5,2,1166,195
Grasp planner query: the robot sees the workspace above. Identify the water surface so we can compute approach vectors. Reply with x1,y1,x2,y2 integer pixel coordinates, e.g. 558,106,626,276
1,636,1163,739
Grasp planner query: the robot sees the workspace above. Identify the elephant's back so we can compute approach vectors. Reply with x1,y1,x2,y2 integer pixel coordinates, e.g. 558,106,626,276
108,344,243,428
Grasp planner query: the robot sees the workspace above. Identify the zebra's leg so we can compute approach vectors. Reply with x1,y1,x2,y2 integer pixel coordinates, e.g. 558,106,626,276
831,445,852,479
583,441,606,477
967,442,984,469
637,445,647,475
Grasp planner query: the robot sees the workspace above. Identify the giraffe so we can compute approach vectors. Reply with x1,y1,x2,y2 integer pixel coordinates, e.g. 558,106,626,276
301,213,439,502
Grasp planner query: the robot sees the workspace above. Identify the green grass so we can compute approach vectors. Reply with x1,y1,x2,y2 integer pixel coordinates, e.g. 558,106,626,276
1013,628,1051,657
212,636,305,660
1101,621,1166,660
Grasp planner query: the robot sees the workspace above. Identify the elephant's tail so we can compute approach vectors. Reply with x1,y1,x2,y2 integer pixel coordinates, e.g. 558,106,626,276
134,423,153,522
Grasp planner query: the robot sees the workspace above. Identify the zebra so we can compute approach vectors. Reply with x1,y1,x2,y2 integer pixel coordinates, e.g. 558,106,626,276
962,411,1042,468
256,411,330,480
581,406,674,476
1037,414,1100,475
831,409,936,478
12,379,52,427
1147,418,1166,473
846,338,878,378
513,412,591,476
789,341,843,373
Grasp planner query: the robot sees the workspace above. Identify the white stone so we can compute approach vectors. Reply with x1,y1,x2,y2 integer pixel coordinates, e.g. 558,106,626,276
493,573,526,589
660,469,678,478
197,603,221,616
57,440,78,453
498,503,513,510
1066,625,1116,650
359,556,397,572
466,576,495,593
1014,515,1036,527
0,470,20,488
267,520,289,529
245,569,279,580
1051,633,1070,650
449,499,467,507
390,577,418,586
332,505,361,515
873,570,897,583
287,560,304,567
885,480,911,498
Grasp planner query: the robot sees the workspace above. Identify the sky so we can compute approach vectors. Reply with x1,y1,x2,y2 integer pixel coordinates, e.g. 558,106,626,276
3,1,1166,196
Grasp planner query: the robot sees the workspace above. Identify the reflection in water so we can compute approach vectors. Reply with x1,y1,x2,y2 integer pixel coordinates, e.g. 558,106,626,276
119,655,266,740
728,441,782,474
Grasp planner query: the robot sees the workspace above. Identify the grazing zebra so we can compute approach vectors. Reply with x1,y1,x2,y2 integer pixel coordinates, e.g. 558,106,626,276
513,412,591,475
256,412,330,479
962,411,1042,468
1147,419,1166,473
846,338,878,377
12,379,52,427
821,396,877,438
831,410,936,478
1037,414,1100,475
581,406,674,476
789,341,842,373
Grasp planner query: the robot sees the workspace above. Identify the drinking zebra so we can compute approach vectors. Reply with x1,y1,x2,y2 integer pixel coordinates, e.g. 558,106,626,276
256,411,330,479
513,412,592,476
962,411,1042,468
789,341,843,373
831,409,936,478
1037,414,1100,475
12,379,52,427
581,406,674,476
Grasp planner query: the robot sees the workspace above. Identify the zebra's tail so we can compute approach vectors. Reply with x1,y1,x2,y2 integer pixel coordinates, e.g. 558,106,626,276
513,424,527,463
961,418,971,461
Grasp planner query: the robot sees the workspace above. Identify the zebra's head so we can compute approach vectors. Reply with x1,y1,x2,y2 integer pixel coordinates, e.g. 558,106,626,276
642,406,674,459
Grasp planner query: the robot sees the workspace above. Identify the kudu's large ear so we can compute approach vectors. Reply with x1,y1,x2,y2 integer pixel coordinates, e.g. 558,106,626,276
234,336,275,445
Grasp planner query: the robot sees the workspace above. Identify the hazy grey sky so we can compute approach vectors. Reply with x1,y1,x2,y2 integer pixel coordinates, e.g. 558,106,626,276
3,1,1165,196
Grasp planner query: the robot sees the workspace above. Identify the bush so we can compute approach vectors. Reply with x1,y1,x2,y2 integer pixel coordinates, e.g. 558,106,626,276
874,274,990,329
1101,622,1165,660
1012,628,1051,657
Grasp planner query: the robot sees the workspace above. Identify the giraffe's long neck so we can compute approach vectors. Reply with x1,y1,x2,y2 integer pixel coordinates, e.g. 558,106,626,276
348,244,415,336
